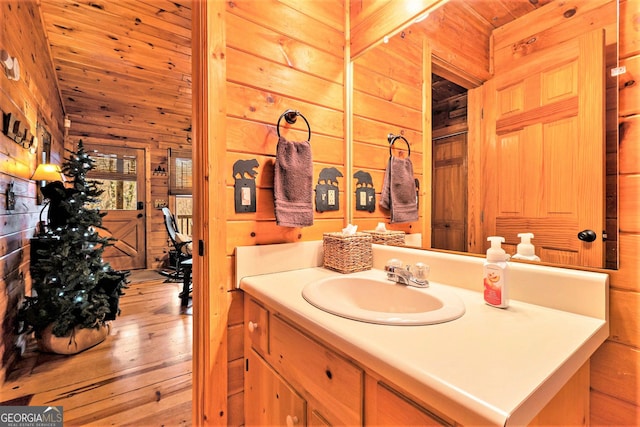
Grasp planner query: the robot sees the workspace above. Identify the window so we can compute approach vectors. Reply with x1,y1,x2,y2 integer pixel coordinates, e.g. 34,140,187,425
169,148,192,195
89,150,138,211
175,195,193,235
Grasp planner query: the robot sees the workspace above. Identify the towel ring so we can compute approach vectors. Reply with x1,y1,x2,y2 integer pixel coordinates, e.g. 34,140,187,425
387,133,410,157
277,109,311,141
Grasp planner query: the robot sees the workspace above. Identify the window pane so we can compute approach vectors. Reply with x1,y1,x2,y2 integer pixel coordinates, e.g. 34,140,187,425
92,152,137,175
175,196,193,235
169,148,192,195
175,158,192,189
91,179,137,210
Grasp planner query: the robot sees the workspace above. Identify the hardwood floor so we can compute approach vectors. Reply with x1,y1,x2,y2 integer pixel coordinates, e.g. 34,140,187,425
1,270,193,426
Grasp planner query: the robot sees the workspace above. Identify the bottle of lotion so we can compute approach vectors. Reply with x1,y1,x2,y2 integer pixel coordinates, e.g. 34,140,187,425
511,232,541,261
483,236,509,308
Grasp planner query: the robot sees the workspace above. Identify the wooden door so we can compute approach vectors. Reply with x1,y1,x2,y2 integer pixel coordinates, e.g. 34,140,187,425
432,133,467,251
482,30,605,267
87,145,146,270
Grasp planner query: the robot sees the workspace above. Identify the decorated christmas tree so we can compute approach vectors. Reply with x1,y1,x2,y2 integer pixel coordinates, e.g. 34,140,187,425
19,140,128,339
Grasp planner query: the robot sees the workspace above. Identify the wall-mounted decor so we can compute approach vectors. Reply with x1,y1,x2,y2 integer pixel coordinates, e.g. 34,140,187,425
315,167,342,212
36,122,53,205
2,111,20,140
233,159,259,213
153,165,167,175
0,49,20,81
6,181,16,211
354,170,376,212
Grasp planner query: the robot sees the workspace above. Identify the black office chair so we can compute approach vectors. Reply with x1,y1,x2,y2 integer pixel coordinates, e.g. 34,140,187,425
160,207,192,282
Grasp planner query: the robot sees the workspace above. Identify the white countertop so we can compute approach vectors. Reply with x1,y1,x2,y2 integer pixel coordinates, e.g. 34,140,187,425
240,265,608,426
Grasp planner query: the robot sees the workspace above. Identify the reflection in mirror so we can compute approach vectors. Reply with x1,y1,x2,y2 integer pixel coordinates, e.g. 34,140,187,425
349,0,618,270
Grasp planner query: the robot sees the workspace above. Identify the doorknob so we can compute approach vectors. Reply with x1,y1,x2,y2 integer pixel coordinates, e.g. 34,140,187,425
577,229,597,242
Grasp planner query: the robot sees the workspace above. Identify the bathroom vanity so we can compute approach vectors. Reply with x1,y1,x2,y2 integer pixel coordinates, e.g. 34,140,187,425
237,242,609,426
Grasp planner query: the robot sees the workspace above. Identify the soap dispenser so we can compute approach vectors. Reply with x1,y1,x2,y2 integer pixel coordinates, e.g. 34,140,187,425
483,236,509,308
511,232,541,261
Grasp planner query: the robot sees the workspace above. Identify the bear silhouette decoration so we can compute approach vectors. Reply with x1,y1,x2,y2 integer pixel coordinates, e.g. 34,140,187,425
317,167,343,187
233,159,259,180
353,170,374,188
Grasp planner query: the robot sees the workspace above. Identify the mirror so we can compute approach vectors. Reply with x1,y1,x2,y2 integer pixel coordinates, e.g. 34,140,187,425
348,0,618,270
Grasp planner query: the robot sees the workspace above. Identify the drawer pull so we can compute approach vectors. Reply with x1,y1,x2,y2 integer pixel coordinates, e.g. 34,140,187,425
325,369,332,380
248,321,258,332
286,415,299,426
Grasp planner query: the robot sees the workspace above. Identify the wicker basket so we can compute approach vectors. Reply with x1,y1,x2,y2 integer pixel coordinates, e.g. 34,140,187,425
323,232,372,273
363,230,406,246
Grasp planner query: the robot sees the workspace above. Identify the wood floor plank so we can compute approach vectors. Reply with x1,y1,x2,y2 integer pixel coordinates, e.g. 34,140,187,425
1,271,192,426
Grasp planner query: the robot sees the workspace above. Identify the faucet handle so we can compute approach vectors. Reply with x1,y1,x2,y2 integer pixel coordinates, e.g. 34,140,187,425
384,258,403,272
385,258,403,282
410,262,429,285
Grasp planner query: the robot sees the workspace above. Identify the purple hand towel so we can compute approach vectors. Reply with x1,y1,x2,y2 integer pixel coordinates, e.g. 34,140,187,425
380,156,418,223
274,136,314,227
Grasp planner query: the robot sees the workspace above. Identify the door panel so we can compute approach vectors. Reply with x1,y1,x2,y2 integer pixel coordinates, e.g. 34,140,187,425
432,133,467,252
87,145,146,270
484,30,605,267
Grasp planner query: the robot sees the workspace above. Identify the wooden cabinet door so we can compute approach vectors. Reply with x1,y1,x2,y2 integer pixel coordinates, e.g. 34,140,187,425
482,30,605,267
245,349,306,427
365,378,454,426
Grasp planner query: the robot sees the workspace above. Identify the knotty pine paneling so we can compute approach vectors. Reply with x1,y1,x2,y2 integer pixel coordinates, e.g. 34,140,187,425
619,175,640,233
620,0,640,57
224,0,346,256
591,390,640,426
620,116,640,174
350,0,444,59
38,0,193,155
609,288,640,348
620,56,640,117
226,13,343,85
226,0,343,55
589,0,640,423
223,5,345,422
591,341,640,407
225,86,345,156
0,0,65,380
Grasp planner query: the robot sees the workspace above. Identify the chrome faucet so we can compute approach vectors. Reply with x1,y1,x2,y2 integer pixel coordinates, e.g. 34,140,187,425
385,260,429,288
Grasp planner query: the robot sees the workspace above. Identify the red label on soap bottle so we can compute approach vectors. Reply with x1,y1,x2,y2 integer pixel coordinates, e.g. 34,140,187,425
483,266,503,306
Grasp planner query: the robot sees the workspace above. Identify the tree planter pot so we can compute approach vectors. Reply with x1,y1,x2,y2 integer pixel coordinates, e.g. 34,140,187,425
37,323,110,355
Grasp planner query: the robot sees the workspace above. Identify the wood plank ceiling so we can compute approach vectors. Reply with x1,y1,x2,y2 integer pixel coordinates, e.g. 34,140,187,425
38,0,192,147
37,0,548,145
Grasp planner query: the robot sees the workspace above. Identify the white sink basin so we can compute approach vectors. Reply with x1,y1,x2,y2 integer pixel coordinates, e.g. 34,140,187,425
302,275,465,325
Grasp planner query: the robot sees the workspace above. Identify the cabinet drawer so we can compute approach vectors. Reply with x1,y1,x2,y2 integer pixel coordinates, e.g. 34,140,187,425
270,316,363,426
245,298,269,356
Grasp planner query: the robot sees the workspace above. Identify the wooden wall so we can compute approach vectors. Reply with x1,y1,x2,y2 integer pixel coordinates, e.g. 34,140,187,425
0,1,65,380
590,0,640,423
222,1,346,424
